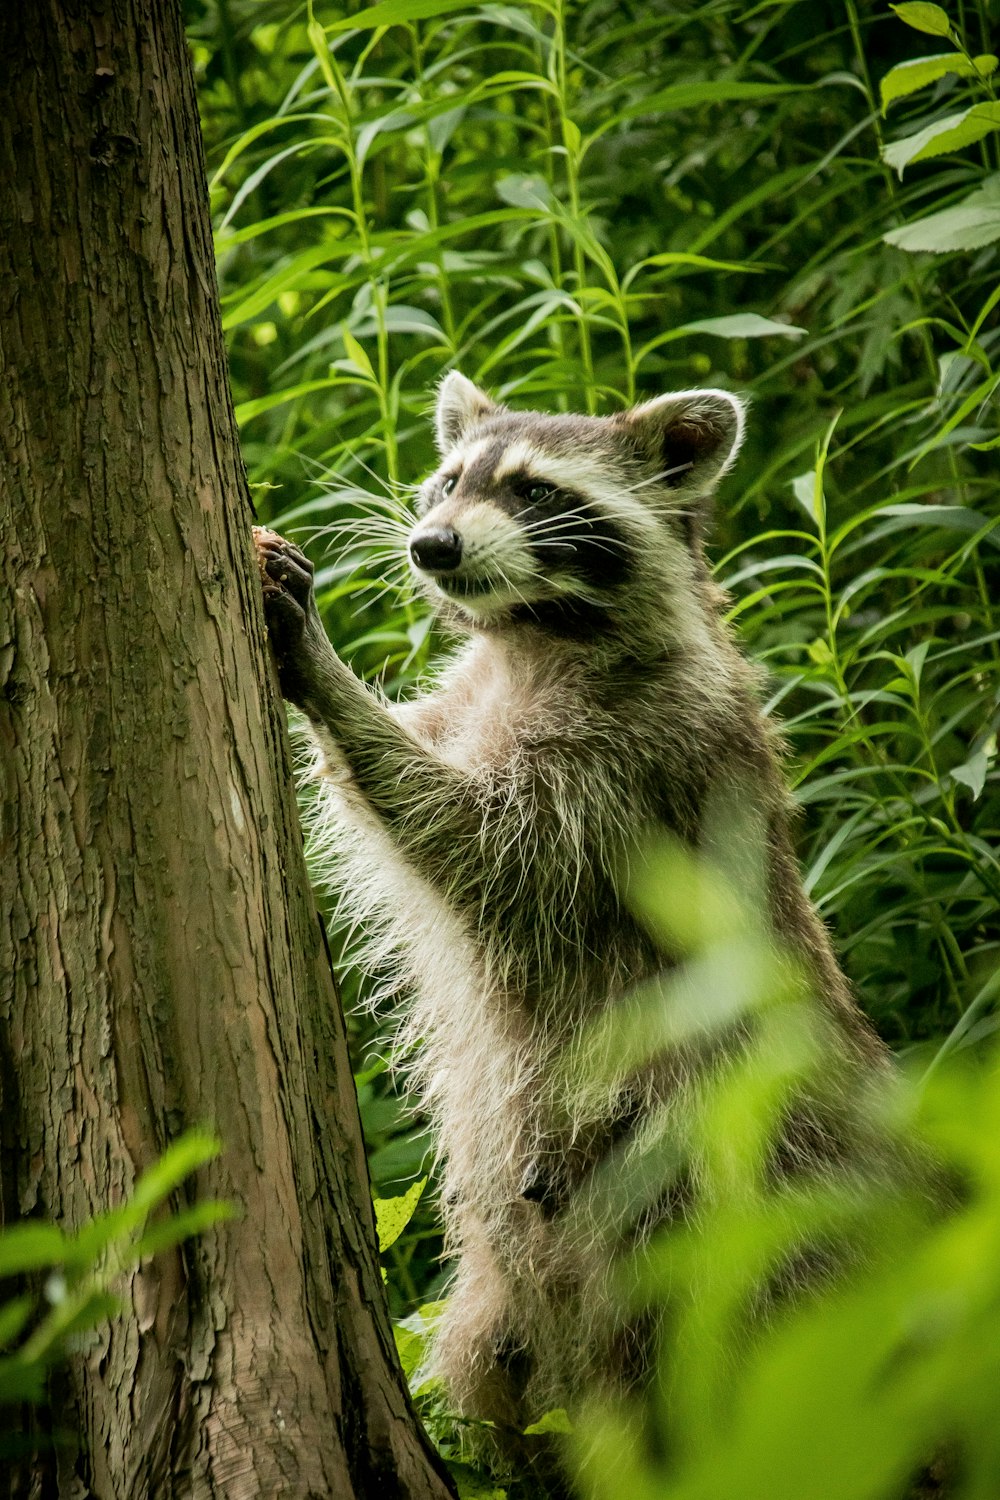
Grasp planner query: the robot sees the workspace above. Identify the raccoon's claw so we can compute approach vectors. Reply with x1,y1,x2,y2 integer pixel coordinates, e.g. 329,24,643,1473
252,526,322,706
254,527,315,609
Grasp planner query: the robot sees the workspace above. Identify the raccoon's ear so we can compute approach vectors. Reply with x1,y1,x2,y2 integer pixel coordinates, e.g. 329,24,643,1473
435,371,497,453
616,389,746,494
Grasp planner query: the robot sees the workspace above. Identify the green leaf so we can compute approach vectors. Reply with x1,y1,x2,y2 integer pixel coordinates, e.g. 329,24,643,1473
0,1226,68,1277
446,1460,508,1500
890,2,953,36
622,252,766,292
134,1201,233,1259
70,1133,222,1264
126,1133,221,1217
0,1296,33,1351
207,113,334,194
876,502,1000,549
883,102,1000,175
393,1320,427,1379
342,330,377,382
562,117,582,157
326,0,474,32
619,80,802,122
373,1177,427,1252
681,313,806,340
904,639,931,683
42,1289,121,1343
883,177,1000,251
880,53,997,113
639,251,763,273
393,1299,446,1379
791,471,820,525
235,377,360,425
524,1407,574,1435
356,108,417,170
951,748,990,798
215,206,357,253
220,242,348,330
368,305,445,339
219,140,331,234
495,173,554,209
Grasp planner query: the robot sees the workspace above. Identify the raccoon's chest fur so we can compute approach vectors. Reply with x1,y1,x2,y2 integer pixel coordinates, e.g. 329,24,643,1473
311,635,668,1206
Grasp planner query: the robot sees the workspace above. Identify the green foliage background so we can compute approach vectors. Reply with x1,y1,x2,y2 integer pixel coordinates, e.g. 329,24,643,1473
186,0,1000,1492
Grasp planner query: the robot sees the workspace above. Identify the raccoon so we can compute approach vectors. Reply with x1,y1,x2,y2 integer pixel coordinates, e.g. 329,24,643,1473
254,373,890,1461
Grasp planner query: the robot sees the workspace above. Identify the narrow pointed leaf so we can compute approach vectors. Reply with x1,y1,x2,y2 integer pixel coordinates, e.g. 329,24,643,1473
681,313,806,340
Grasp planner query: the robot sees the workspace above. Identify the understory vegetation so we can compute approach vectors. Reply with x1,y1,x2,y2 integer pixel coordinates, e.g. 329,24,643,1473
188,0,999,1493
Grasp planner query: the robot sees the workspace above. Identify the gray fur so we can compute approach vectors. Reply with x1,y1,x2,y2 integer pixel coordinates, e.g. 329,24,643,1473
254,379,890,1459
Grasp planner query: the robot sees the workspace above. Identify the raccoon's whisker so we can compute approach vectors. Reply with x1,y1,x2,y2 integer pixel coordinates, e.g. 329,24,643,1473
516,519,619,545
490,560,535,609
504,501,556,528
344,451,413,500
292,454,389,500
513,520,626,559
340,553,408,575
516,512,587,535
350,573,410,603
296,452,342,485
542,538,625,561
328,526,411,551
350,568,414,615
337,489,411,520
515,498,650,534
615,463,693,496
315,515,411,537
304,498,409,538
312,522,411,553
344,542,409,561
340,540,411,568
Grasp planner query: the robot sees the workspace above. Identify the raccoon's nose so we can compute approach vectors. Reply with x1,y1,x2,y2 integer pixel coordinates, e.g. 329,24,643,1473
409,526,463,573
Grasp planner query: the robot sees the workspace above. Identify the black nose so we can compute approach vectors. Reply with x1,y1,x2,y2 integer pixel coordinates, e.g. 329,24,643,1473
409,526,463,573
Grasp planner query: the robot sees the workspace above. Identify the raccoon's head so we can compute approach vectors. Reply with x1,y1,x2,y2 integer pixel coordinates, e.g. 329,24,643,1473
408,371,745,643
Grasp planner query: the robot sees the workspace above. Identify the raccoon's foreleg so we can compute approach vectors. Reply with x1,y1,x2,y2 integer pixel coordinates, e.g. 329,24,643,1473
254,528,480,869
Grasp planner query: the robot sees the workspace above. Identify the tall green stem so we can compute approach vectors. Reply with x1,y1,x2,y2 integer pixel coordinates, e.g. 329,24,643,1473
552,0,595,412
410,27,457,353
309,6,399,484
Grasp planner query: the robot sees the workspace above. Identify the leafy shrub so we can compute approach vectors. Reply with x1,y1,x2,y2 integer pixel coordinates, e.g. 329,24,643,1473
570,842,1000,1500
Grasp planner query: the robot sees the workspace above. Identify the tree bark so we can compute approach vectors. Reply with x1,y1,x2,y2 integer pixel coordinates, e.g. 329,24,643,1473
0,2,454,1496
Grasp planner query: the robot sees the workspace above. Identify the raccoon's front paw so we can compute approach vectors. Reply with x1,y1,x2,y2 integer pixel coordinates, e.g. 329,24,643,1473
253,526,323,707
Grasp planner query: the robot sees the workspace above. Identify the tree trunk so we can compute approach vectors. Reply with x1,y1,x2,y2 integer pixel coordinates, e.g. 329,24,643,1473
0,2,453,1496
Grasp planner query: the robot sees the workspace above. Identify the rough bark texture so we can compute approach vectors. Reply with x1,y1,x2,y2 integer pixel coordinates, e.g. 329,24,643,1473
0,2,454,1496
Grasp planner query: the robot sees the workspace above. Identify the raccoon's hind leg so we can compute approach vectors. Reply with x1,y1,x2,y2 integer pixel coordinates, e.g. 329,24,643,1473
431,1232,528,1436
428,1226,572,1496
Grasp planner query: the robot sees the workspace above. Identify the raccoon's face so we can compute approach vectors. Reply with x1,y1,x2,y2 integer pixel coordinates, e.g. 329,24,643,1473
408,371,745,633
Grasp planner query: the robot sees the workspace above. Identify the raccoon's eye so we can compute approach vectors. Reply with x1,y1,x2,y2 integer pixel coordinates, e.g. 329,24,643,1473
441,475,458,497
524,482,553,504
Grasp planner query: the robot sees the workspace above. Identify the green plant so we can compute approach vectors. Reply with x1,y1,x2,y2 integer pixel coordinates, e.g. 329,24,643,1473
0,1133,227,1440
565,840,1000,1500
